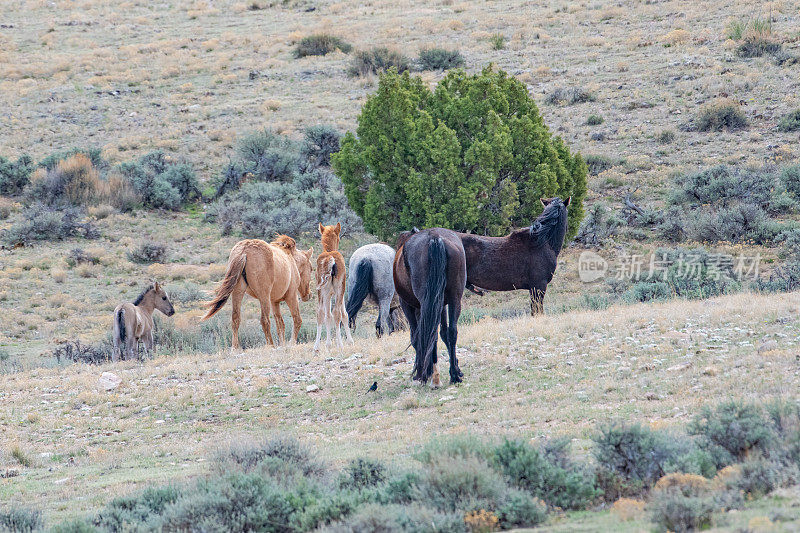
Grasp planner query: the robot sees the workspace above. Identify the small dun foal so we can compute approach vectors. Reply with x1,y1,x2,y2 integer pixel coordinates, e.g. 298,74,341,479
113,281,175,362
314,223,353,351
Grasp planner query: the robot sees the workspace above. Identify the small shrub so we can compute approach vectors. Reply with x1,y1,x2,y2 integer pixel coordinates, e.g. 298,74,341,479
414,434,492,465
491,438,599,510
496,490,547,528
11,445,32,468
324,503,466,533
2,204,98,246
583,154,619,175
731,457,782,497
25,154,102,206
648,489,715,533
294,34,352,58
489,33,505,50
417,455,507,512
53,340,111,365
67,248,101,266
340,458,387,490
781,164,800,198
753,260,800,293
38,147,105,172
0,506,43,532
688,401,776,468
586,114,604,126
593,424,713,496
117,151,199,210
778,110,800,132
0,154,34,195
418,48,465,71
169,282,204,304
656,129,675,143
464,509,499,533
545,86,596,105
687,203,780,244
575,203,622,247
214,436,322,479
127,241,168,264
695,98,748,132
348,49,410,77
302,125,341,168
670,165,795,214
0,198,14,220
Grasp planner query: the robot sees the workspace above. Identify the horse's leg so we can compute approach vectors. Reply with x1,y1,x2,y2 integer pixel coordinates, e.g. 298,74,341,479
145,330,155,360
447,299,463,383
314,291,324,351
271,301,285,346
530,287,545,315
377,297,391,337
258,298,274,347
429,309,443,389
231,282,246,351
339,281,354,344
286,296,302,344
324,294,334,348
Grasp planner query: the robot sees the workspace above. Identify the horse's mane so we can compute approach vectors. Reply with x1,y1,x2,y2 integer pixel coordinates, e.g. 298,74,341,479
133,284,154,305
529,199,568,255
272,235,297,252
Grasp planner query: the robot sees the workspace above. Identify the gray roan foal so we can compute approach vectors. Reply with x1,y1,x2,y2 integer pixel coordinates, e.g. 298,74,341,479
345,243,404,337
113,281,175,361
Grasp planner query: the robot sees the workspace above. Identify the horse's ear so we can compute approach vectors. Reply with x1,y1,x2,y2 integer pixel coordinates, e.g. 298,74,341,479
305,247,313,258
335,222,341,235
318,223,324,235
565,196,571,207
540,198,550,207
153,280,160,291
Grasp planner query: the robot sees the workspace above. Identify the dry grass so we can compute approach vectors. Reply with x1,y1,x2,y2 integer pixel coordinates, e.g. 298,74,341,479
2,290,800,522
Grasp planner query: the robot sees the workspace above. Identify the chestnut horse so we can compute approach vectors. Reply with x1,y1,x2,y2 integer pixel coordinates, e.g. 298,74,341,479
394,228,466,386
113,281,175,361
314,222,354,350
458,197,570,315
203,235,313,349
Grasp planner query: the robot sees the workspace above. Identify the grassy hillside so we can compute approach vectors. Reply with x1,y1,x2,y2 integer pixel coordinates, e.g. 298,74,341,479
2,291,800,528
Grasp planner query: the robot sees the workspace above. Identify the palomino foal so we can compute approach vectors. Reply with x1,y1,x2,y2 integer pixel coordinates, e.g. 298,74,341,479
113,281,175,361
314,223,354,351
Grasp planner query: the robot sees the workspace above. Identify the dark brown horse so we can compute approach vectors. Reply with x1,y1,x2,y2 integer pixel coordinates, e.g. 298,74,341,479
458,197,570,315
393,228,467,386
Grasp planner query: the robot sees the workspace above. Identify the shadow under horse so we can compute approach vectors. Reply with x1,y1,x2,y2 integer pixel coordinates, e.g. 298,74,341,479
393,228,466,386
458,197,571,315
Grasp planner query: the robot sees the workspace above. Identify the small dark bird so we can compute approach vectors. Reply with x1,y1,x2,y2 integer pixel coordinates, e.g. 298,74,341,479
366,381,377,394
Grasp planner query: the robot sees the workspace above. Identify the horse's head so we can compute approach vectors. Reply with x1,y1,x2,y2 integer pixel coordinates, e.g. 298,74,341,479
295,247,314,302
530,197,571,254
318,222,341,252
152,281,175,316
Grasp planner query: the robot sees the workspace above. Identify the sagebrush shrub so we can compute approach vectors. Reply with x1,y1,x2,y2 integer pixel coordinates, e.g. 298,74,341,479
25,154,102,206
0,506,43,533
687,203,780,244
778,110,800,132
695,98,748,131
593,424,714,496
656,129,675,143
490,438,599,510
688,401,777,468
340,458,387,489
0,154,34,195
545,86,596,105
38,147,105,173
583,154,619,175
324,503,467,533
294,34,352,58
117,151,199,210
417,48,465,71
52,340,111,365
647,489,715,533
302,125,341,167
126,241,168,264
586,114,604,125
575,203,622,247
781,164,800,198
348,48,410,77
2,203,98,246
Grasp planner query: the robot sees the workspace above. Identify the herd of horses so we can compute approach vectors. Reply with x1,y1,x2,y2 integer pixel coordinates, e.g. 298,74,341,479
112,197,571,386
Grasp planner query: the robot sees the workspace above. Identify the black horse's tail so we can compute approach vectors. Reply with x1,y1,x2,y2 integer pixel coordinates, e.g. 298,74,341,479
413,237,447,382
117,308,126,346
346,259,373,329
